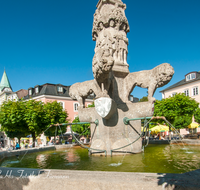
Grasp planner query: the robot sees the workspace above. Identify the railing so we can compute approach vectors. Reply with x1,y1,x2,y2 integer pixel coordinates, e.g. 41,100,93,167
111,117,152,156
51,119,107,156
51,116,182,157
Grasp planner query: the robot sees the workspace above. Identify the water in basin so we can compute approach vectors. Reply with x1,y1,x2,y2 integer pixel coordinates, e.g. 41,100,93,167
1,144,200,174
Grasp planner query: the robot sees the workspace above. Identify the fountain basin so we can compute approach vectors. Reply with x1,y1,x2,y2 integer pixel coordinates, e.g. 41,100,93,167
1,144,200,174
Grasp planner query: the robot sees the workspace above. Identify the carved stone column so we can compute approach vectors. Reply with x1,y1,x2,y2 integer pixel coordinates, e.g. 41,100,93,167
70,0,174,156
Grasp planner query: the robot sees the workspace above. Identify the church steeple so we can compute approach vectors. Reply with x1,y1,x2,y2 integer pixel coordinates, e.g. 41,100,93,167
0,69,12,92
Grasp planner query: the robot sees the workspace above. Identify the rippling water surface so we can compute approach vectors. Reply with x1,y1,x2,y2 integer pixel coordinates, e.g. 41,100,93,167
1,144,200,173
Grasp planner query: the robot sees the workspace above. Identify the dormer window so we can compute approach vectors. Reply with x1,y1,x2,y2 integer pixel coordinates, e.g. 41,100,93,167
186,73,196,81
35,87,39,94
29,89,32,95
57,86,63,92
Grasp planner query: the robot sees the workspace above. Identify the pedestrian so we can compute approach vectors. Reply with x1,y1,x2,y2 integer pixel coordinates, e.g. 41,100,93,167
15,142,20,150
48,140,53,145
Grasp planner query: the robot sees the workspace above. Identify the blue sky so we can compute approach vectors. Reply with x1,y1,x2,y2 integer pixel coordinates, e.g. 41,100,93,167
0,0,199,100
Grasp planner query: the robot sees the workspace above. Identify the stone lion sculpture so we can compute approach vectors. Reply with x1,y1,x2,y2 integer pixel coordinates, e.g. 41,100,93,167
92,48,114,84
69,79,106,108
123,63,174,102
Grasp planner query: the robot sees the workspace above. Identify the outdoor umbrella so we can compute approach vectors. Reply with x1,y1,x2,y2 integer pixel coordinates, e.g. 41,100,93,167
141,127,148,132
150,125,169,133
60,131,80,136
187,122,199,129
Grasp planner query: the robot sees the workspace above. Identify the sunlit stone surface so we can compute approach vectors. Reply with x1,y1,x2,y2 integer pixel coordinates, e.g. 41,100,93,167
95,97,114,119
69,0,174,156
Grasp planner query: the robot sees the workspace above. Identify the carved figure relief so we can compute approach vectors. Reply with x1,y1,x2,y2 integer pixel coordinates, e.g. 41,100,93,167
68,0,175,156
116,23,128,65
91,1,130,95
69,0,174,116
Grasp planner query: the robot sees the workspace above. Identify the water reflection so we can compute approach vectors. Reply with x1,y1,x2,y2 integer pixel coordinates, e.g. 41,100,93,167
1,144,200,173
36,154,49,168
67,151,79,163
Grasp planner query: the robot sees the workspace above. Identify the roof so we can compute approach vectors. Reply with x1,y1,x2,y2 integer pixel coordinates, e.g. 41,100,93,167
0,70,12,91
16,89,28,99
160,71,200,92
23,83,95,100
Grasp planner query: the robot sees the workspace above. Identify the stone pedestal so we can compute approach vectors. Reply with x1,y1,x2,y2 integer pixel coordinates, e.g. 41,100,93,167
79,101,154,156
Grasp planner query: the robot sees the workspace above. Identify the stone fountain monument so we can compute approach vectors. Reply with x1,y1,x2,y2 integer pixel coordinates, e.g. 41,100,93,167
69,0,174,156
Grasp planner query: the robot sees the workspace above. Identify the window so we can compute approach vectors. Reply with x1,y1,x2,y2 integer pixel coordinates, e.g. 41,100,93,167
186,73,196,81
58,101,65,110
57,86,63,92
192,87,199,96
74,115,78,119
74,103,79,112
184,89,189,96
191,73,196,79
171,93,176,97
35,87,39,94
29,89,32,95
129,95,134,102
4,88,11,92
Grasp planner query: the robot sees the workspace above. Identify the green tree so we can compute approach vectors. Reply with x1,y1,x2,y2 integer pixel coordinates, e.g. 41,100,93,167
139,96,148,102
72,116,90,137
23,100,47,146
172,115,192,129
87,102,95,108
194,108,200,124
43,101,68,140
153,93,199,129
0,100,68,147
5,131,27,142
44,101,68,125
24,100,68,146
0,100,29,145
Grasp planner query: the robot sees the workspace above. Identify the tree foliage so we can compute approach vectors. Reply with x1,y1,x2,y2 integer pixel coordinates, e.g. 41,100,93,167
87,102,95,108
72,116,90,137
153,93,199,129
0,100,68,146
23,100,47,143
43,101,68,137
194,108,200,124
0,101,29,144
139,96,148,102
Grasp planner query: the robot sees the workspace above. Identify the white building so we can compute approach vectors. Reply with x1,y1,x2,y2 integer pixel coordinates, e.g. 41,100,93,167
160,71,200,104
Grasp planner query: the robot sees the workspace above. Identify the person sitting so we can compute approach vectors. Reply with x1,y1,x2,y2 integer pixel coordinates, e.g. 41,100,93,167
48,140,53,145
15,142,20,150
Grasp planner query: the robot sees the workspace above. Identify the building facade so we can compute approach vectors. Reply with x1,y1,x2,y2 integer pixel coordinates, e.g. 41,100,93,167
23,83,94,122
160,71,200,104
0,70,28,106
160,71,200,134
